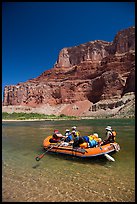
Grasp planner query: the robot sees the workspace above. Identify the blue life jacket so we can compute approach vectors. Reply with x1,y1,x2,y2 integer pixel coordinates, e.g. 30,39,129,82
88,139,98,147
83,136,89,143
65,134,73,142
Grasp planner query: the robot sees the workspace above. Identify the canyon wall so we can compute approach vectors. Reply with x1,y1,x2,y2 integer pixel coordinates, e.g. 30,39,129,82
3,26,135,117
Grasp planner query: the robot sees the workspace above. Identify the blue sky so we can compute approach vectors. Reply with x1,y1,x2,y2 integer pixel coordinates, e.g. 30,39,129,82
2,2,135,99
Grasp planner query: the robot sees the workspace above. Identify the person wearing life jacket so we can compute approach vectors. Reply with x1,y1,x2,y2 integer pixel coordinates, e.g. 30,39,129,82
71,126,80,138
102,126,116,145
73,136,85,148
64,129,73,142
49,129,66,143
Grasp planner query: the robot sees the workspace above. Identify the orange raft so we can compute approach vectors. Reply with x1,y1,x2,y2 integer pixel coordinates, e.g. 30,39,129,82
43,136,120,158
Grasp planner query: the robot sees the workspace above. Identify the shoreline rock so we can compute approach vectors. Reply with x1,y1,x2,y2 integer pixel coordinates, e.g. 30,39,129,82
2,92,135,119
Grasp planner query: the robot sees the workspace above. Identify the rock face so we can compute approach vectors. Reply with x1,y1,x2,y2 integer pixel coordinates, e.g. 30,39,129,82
3,26,135,117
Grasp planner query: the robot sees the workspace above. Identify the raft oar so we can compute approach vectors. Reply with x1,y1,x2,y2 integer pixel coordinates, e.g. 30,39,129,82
104,153,115,162
35,137,66,161
35,145,54,161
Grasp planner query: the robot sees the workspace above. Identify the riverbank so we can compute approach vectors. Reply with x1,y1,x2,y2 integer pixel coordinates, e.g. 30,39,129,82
2,118,81,122
2,94,135,119
2,112,77,121
2,115,135,122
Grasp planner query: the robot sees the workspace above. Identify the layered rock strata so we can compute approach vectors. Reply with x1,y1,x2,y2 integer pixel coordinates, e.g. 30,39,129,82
3,26,135,117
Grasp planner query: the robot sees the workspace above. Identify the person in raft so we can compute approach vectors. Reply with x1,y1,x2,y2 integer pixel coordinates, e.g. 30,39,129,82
73,133,102,148
101,126,116,145
73,136,85,148
49,129,66,143
64,129,73,142
71,126,80,138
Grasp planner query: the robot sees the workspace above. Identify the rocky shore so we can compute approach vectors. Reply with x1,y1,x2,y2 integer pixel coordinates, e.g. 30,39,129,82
2,92,135,119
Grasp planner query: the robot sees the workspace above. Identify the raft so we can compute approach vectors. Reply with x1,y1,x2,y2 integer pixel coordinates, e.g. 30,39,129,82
43,136,120,158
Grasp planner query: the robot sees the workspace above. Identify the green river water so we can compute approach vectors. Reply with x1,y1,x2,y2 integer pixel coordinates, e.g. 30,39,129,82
2,119,135,202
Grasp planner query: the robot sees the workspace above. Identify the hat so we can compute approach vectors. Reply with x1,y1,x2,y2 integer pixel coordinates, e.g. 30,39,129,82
66,129,70,132
93,133,98,138
72,126,76,130
105,126,112,131
54,129,59,133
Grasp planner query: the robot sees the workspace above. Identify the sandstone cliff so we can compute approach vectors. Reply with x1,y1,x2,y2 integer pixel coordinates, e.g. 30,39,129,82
3,26,135,117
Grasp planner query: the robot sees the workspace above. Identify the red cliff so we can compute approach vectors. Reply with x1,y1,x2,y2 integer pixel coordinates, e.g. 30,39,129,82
3,26,135,117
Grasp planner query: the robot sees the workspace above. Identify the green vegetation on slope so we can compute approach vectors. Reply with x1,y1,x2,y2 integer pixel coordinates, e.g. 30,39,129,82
2,112,76,120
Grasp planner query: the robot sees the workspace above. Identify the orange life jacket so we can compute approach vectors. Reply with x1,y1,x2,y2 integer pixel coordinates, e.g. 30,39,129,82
112,131,116,137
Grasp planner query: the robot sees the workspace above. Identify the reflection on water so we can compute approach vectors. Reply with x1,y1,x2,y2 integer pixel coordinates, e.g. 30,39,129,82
2,119,135,202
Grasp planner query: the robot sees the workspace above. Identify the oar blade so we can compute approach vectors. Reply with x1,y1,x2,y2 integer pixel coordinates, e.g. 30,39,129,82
35,138,65,161
104,153,115,162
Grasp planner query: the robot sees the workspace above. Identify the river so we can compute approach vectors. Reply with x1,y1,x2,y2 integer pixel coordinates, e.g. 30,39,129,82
2,118,135,202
